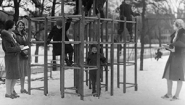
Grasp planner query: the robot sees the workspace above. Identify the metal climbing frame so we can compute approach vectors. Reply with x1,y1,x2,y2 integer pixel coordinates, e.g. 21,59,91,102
27,0,138,100
27,16,49,95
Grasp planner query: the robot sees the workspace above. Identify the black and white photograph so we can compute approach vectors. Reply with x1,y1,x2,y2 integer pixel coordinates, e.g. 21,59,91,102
0,0,185,105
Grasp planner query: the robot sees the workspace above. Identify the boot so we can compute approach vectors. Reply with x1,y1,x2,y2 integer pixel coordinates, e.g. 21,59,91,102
65,59,72,66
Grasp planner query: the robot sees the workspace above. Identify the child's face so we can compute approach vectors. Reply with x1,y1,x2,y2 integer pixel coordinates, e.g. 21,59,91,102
57,25,62,29
125,0,131,4
91,47,97,53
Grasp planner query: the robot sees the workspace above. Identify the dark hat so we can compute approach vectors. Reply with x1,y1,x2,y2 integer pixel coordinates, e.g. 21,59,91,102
90,44,97,49
56,19,62,26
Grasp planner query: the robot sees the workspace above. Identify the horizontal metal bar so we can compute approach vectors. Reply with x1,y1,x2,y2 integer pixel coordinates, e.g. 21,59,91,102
83,93,97,97
64,92,80,95
64,87,77,90
31,64,44,66
84,41,98,44
84,68,98,71
64,66,81,69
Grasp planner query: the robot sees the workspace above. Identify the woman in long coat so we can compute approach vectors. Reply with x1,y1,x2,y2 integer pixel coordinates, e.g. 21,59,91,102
1,20,22,99
13,20,29,94
162,19,185,101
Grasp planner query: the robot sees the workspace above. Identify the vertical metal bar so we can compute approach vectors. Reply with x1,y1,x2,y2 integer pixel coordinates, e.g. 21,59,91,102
110,17,114,96
134,18,138,91
73,23,76,88
100,23,103,83
117,41,120,88
85,24,89,86
44,16,48,95
78,0,84,100
97,16,101,97
105,0,108,91
60,0,65,98
123,17,127,93
28,17,32,95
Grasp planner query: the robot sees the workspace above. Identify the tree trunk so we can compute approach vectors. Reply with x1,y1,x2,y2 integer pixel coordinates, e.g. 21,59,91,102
0,0,3,6
13,0,21,22
140,0,146,71
158,26,162,47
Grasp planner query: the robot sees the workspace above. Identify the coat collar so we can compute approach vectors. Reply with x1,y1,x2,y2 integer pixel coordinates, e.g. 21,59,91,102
1,30,17,44
171,28,185,43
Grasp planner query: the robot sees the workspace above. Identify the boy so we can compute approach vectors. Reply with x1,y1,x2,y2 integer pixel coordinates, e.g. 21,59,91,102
118,0,139,42
47,18,74,66
86,44,106,95
74,0,106,18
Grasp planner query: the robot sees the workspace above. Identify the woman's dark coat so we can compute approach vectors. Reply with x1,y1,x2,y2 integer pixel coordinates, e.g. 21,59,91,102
1,30,21,79
47,19,74,55
162,28,185,81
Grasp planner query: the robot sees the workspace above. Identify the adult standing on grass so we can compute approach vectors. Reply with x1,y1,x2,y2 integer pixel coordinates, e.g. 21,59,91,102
1,20,22,99
162,19,185,101
13,20,29,94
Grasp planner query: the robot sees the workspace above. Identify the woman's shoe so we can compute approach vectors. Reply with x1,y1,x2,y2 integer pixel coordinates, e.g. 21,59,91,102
170,96,179,101
13,90,20,97
5,94,14,99
12,93,20,98
20,89,29,94
161,94,172,99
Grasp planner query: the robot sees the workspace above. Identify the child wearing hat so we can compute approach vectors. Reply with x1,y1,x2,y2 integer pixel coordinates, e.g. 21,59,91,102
86,44,107,95
47,18,74,66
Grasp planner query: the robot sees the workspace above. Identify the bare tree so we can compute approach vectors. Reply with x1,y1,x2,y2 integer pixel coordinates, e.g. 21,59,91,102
140,0,146,71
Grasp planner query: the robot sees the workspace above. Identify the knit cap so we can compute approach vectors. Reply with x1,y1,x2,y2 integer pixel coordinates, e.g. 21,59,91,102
56,19,62,26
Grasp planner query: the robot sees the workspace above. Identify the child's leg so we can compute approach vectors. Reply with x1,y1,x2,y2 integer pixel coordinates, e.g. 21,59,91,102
68,52,73,63
89,71,96,93
127,23,133,40
118,20,124,35
85,0,93,15
65,53,71,66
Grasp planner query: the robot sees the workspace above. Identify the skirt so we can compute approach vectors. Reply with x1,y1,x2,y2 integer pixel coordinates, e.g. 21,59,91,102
5,54,20,79
19,57,28,77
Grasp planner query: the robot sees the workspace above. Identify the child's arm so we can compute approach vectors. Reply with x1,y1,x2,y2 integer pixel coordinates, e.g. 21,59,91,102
119,3,124,18
100,54,107,64
65,18,72,32
86,56,91,64
47,27,55,44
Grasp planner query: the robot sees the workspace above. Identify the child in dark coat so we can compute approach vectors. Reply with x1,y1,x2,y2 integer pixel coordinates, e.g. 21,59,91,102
47,18,74,66
74,0,106,18
118,0,139,42
86,44,106,94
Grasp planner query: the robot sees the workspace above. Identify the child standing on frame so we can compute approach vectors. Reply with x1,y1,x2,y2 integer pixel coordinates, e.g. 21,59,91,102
86,44,107,95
